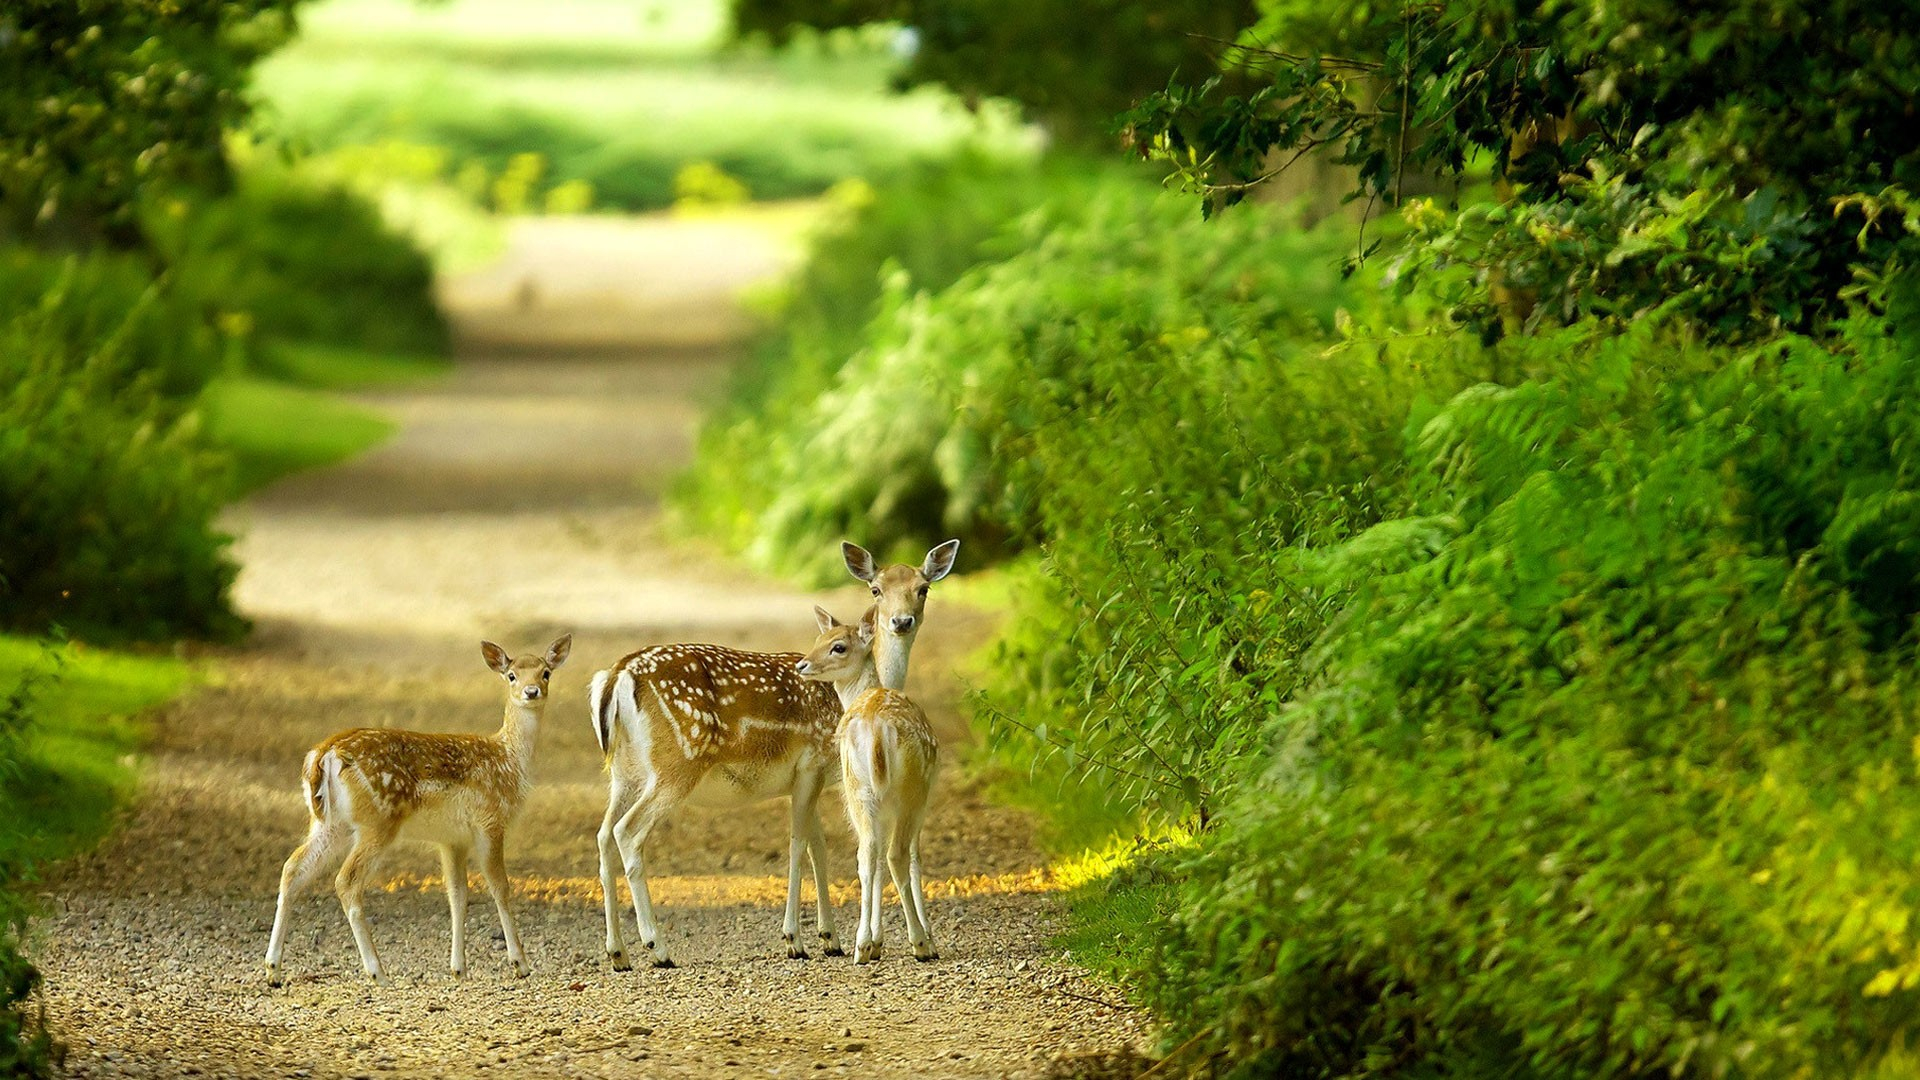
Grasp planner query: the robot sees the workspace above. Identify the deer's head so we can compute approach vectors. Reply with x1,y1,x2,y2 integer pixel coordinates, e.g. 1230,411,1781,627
841,539,959,639
482,634,573,707
794,606,874,683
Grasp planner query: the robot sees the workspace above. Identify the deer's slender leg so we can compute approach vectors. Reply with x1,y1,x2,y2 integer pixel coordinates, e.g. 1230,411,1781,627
612,778,689,968
440,845,470,978
803,792,842,956
784,770,827,958
335,827,393,984
265,822,343,985
597,770,638,970
477,828,527,978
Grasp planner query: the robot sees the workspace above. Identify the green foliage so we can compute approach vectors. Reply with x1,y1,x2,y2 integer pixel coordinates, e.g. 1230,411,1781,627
1122,0,1920,338
734,0,1258,141
0,156,440,639
0,0,297,245
146,158,448,361
0,297,242,642
684,160,1360,581
254,0,1031,213
1112,306,1920,1077
677,154,1124,560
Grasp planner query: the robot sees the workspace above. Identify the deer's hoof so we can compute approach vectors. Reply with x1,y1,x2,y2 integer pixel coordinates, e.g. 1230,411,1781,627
265,965,284,989
914,948,939,963
609,950,633,972
512,961,531,979
651,957,678,970
819,932,844,957
450,966,467,980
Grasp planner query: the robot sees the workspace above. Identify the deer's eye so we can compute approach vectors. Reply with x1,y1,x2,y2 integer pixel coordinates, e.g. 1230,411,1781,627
541,670,550,681
508,672,517,682
870,587,880,597
918,586,929,597
831,643,847,654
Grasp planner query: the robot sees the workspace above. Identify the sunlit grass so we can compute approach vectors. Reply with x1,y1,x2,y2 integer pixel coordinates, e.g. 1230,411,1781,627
199,374,400,494
0,636,193,872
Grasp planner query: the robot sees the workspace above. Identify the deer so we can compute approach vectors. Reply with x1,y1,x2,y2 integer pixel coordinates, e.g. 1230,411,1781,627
796,606,940,963
263,635,572,986
587,539,958,969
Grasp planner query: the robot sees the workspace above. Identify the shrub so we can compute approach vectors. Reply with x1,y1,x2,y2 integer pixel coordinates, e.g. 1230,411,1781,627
0,305,240,642
147,159,448,362
0,249,226,399
1116,303,1920,1077
680,158,1360,580
677,154,1126,554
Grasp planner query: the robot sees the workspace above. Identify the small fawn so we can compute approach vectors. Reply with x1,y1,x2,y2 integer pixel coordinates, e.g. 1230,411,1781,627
587,540,957,968
264,635,572,986
796,607,939,964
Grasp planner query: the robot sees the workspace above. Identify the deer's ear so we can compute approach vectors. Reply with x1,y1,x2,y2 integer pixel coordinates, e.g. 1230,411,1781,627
813,605,839,634
481,640,512,674
842,541,878,583
545,633,573,669
857,619,876,646
923,538,960,582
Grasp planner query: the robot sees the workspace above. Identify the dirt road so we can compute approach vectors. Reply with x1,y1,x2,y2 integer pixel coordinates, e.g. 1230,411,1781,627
34,214,1146,1079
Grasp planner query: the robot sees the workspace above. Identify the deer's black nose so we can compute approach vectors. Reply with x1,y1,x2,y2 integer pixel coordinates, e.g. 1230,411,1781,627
522,685,542,700
891,615,916,634
794,660,812,675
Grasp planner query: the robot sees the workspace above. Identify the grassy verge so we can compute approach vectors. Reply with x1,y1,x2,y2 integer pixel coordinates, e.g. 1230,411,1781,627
200,346,445,494
0,637,191,874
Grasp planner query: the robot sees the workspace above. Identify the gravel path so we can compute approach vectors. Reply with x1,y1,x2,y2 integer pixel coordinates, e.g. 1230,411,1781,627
33,214,1147,1079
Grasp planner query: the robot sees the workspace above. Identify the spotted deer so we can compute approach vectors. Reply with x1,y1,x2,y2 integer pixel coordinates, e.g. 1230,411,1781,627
264,635,572,986
587,539,958,969
796,607,939,963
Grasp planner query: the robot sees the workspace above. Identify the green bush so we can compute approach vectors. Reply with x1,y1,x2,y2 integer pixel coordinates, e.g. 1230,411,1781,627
148,160,447,362
678,159,1358,579
0,304,241,642
0,249,226,399
0,649,59,1080
1067,301,1920,1077
677,154,1117,554
0,870,55,1080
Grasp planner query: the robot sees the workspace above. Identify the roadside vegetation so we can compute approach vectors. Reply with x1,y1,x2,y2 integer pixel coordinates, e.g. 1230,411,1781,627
254,0,1033,215
683,1,1920,1075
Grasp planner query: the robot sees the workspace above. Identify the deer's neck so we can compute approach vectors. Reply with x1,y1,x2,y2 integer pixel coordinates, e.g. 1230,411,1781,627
496,702,542,764
832,664,883,711
872,628,915,692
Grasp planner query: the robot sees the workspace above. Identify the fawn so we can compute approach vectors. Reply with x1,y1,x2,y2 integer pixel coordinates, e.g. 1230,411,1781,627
263,635,572,986
796,606,940,964
586,540,957,968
